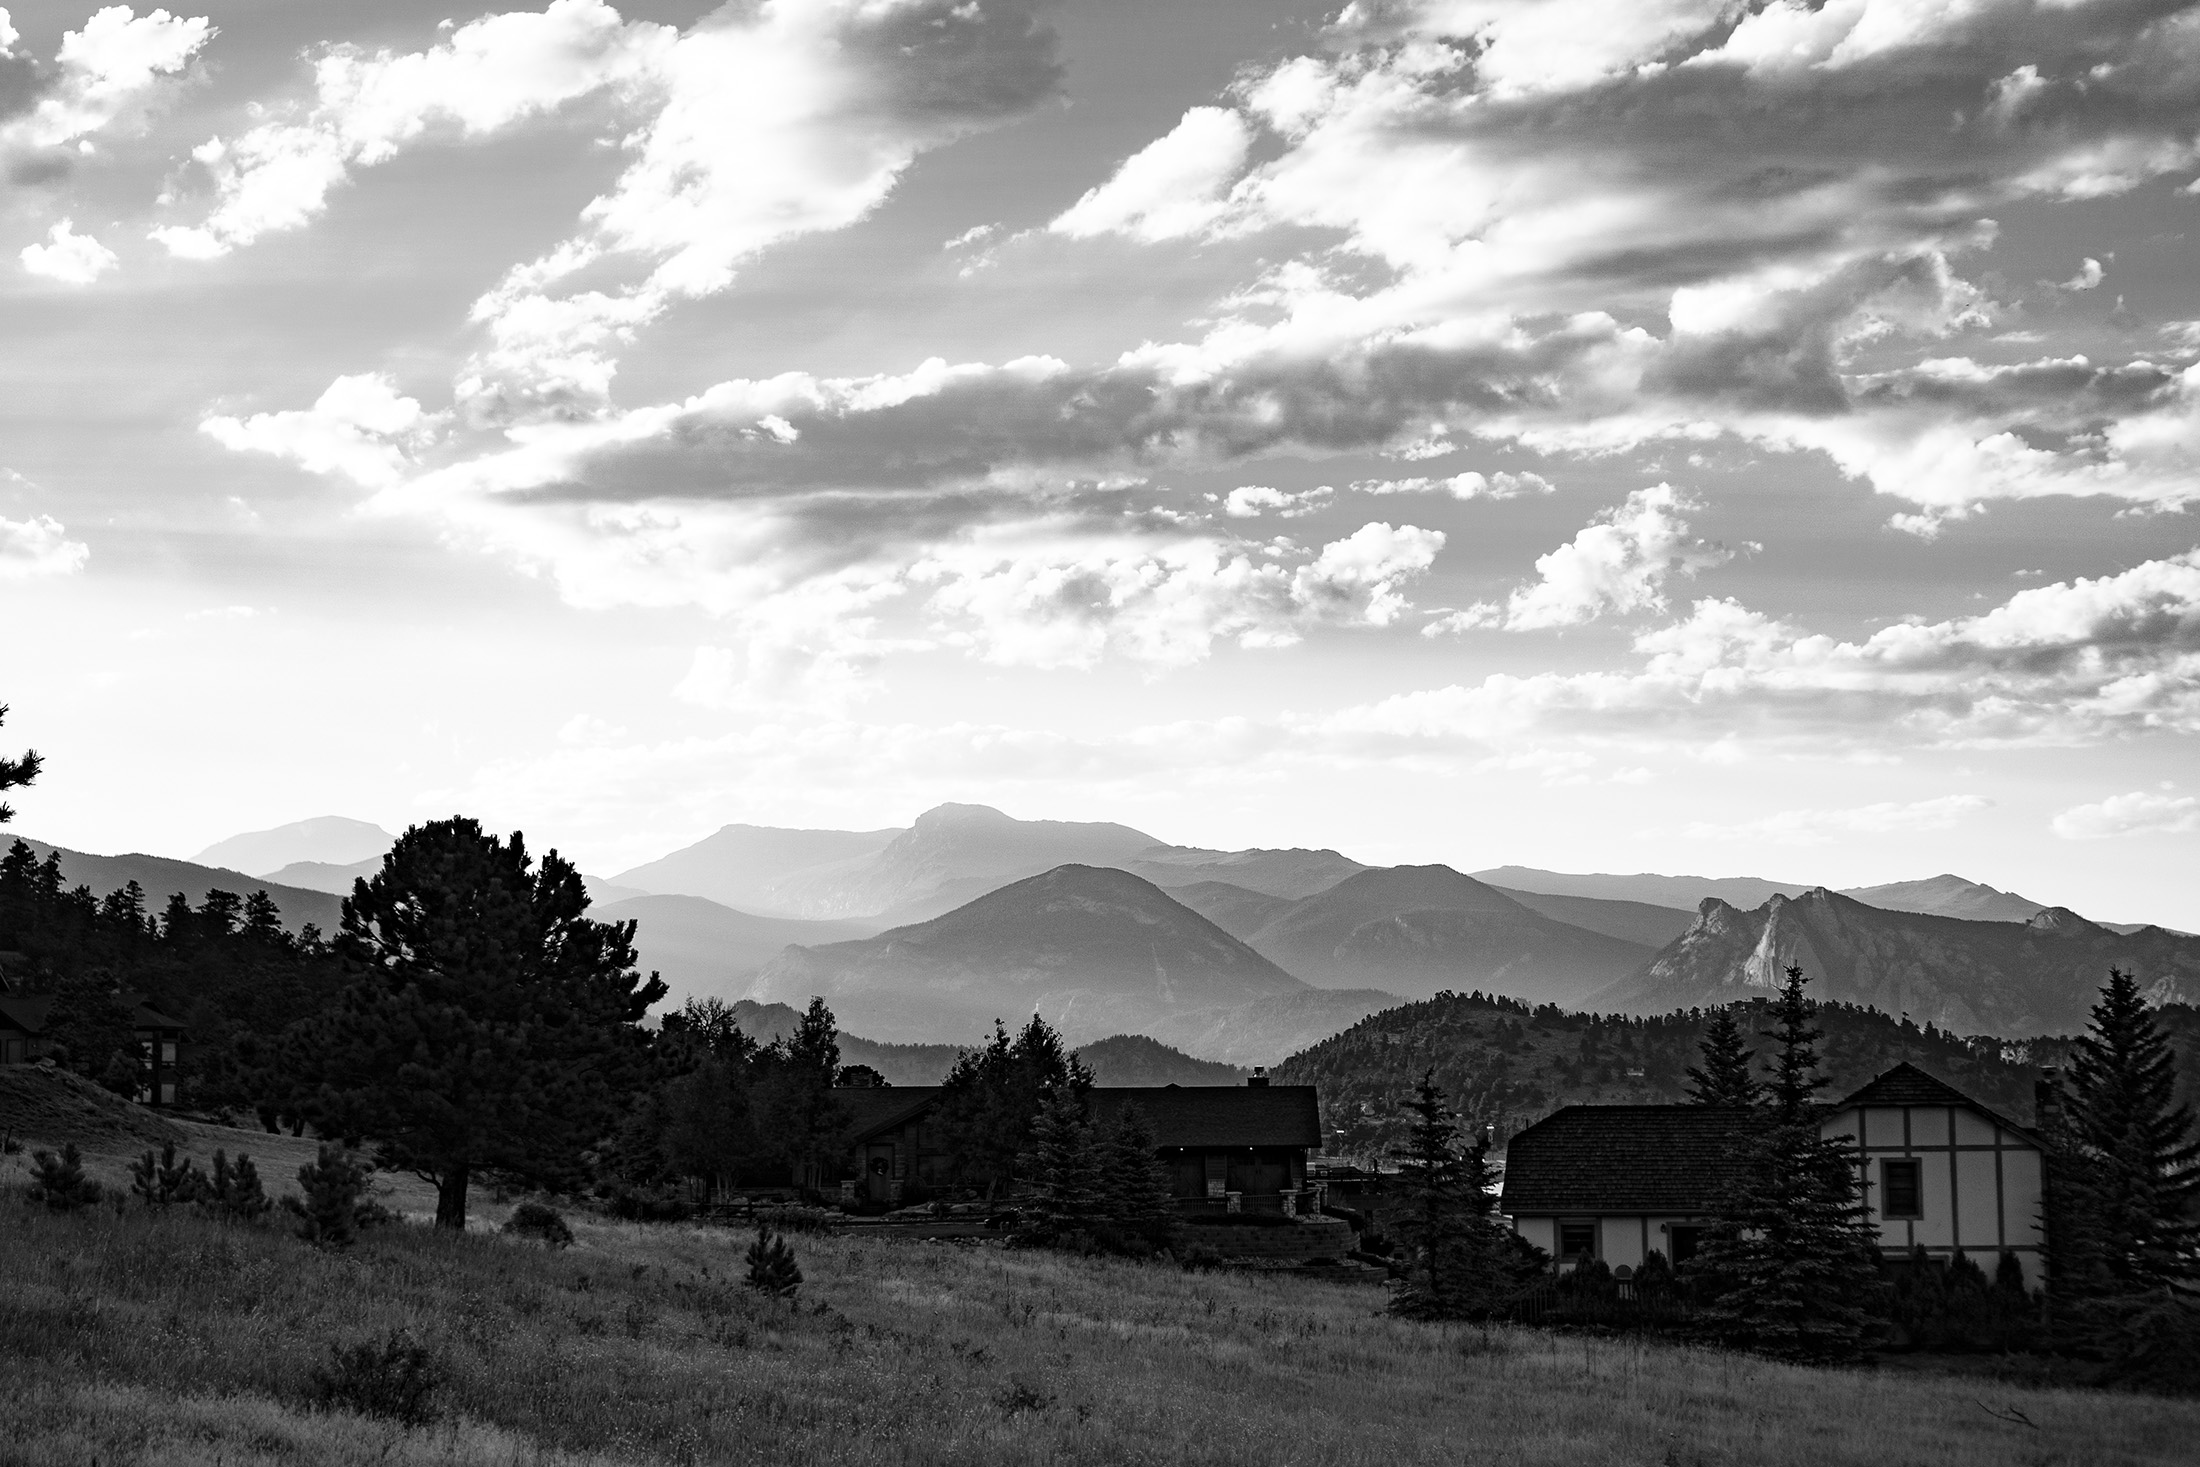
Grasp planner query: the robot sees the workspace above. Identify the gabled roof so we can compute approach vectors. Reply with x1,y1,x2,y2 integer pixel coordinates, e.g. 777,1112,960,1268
1832,1060,2035,1139
835,1083,1322,1151
1499,1106,1760,1215
0,993,185,1035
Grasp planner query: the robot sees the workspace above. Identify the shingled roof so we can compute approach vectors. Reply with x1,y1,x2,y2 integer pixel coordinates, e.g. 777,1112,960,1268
1499,1106,1760,1215
837,1083,1321,1150
1833,1061,2035,1138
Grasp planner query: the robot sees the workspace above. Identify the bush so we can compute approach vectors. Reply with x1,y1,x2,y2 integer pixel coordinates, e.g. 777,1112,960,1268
745,1222,802,1297
604,1184,693,1223
129,1141,206,1207
26,1143,103,1211
306,1328,445,1425
203,1150,272,1222
283,1143,376,1247
503,1201,574,1248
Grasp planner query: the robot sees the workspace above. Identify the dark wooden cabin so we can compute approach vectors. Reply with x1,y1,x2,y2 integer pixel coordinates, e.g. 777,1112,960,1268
836,1078,1323,1212
0,991,188,1107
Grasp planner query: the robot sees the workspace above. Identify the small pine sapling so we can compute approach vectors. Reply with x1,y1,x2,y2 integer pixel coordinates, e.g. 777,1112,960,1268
502,1201,575,1247
284,1142,375,1247
130,1140,207,1207
206,1150,272,1221
745,1222,803,1297
27,1142,103,1211
307,1327,445,1425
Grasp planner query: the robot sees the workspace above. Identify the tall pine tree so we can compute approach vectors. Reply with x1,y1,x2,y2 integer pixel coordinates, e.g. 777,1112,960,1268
2062,969,2200,1292
297,818,665,1228
1016,1085,1100,1244
1096,1102,1180,1252
934,1014,1092,1199
1389,1068,1519,1319
1693,966,1886,1360
1687,1007,1763,1107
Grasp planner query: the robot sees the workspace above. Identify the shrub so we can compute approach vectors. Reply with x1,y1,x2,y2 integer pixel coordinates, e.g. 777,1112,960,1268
203,1150,272,1222
745,1222,802,1297
129,1141,206,1207
306,1328,445,1425
283,1143,376,1247
26,1143,102,1211
503,1201,574,1248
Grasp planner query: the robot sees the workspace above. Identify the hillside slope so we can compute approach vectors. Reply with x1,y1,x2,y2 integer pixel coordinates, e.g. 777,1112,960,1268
1593,888,2200,1036
747,863,1313,1045
11,836,343,933
1472,866,1811,912
1835,874,2045,923
593,895,880,1009
193,816,391,875
1242,866,1654,1005
1127,847,1366,900
611,823,902,912
1488,887,1696,949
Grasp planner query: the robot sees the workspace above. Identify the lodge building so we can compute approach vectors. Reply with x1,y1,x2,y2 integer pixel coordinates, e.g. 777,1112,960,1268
1499,1062,2049,1287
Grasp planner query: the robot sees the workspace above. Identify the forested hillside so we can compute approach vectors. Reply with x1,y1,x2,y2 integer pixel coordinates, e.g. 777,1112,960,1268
1273,988,2200,1161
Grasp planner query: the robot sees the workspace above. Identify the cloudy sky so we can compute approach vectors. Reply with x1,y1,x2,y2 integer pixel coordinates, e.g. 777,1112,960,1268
3,0,2198,924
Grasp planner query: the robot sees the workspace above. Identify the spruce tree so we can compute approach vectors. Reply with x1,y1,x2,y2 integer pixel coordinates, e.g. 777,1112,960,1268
745,1222,802,1297
2063,969,2200,1290
935,1014,1092,1198
1389,1069,1517,1319
756,996,850,1195
1686,1007,1762,1107
296,818,666,1229
1015,1084,1099,1245
1693,966,1886,1360
1097,1102,1179,1252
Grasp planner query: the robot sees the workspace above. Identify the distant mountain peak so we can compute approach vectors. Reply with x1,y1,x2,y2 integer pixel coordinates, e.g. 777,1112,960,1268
194,816,393,877
1839,873,2046,924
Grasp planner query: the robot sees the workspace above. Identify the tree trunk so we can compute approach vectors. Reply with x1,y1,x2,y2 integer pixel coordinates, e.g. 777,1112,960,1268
436,1163,470,1230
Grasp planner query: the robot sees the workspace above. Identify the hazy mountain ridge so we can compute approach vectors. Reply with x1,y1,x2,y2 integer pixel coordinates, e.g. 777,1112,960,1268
1489,888,1697,949
1237,865,1654,1006
1592,888,2200,1036
12,837,343,934
747,864,1315,1047
612,824,901,912
1471,866,1814,912
1834,873,2046,923
194,816,392,876
595,895,881,1009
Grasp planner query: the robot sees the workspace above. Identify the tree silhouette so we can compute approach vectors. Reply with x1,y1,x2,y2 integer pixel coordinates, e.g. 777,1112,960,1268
1686,1007,1763,1107
0,703,39,825
298,818,665,1229
1390,1068,1519,1319
935,1013,1092,1199
2063,969,2200,1291
1693,966,1886,1360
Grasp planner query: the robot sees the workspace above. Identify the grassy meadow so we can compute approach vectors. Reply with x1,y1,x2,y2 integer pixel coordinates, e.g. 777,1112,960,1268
3,1185,2196,1467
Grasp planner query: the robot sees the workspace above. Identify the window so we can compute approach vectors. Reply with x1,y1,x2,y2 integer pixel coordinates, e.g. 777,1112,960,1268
1558,1220,1598,1261
1881,1159,1923,1220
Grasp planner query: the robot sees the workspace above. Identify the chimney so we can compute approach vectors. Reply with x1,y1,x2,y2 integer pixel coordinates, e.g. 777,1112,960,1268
1248,1066,1269,1088
2034,1066,2062,1131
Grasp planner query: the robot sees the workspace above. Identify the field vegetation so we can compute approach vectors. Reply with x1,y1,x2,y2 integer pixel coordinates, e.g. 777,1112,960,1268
5,1192,2198,1467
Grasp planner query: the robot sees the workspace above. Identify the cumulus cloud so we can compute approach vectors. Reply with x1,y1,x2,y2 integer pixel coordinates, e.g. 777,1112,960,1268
20,219,117,283
200,374,443,489
1336,545,2200,752
1049,105,1252,242
1352,470,1553,500
2051,791,2200,840
2,5,213,153
1435,483,1731,633
0,514,90,577
1221,484,1331,518
1683,795,1991,846
152,0,672,260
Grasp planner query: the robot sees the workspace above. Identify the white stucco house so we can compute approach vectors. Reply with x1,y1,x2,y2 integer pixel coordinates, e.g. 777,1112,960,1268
1499,1062,2049,1288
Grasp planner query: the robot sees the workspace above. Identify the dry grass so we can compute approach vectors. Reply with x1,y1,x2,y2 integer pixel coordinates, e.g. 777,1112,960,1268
2,1175,2194,1467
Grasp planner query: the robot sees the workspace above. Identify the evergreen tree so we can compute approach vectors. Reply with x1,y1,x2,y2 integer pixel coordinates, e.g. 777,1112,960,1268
130,1140,206,1206
296,818,666,1229
1096,1102,1179,1252
1692,967,1886,1360
745,1222,802,1297
935,1014,1092,1198
1015,1085,1101,1244
205,1149,272,1220
26,1142,102,1210
1686,1007,1762,1107
1389,1068,1518,1319
284,1142,374,1247
0,703,38,825
2063,969,2200,1291
756,996,850,1195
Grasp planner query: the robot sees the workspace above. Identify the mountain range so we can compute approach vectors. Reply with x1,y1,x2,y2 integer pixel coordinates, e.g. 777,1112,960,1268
11,836,343,933
1591,889,2200,1036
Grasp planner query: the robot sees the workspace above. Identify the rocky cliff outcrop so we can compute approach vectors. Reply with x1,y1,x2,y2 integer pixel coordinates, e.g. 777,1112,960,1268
1587,888,2200,1035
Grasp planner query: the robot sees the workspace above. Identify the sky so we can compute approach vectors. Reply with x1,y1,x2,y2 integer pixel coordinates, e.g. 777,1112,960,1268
1,0,2198,926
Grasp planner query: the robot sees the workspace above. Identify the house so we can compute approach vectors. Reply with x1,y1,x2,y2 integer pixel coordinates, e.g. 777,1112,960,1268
0,992,189,1107
835,1077,1325,1213
1499,1062,2048,1287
